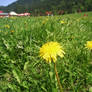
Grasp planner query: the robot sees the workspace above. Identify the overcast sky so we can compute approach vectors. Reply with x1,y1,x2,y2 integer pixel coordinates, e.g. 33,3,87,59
0,0,17,6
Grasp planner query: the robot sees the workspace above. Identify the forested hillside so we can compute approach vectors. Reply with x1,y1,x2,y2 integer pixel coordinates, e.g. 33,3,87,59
0,0,92,15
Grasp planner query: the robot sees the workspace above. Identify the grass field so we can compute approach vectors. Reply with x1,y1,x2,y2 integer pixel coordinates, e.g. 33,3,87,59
0,12,92,92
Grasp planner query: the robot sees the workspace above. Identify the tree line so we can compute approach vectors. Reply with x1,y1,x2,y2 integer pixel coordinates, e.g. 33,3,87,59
0,0,92,15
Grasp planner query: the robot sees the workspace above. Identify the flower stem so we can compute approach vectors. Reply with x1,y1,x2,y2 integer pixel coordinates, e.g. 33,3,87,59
54,63,63,92
91,50,92,62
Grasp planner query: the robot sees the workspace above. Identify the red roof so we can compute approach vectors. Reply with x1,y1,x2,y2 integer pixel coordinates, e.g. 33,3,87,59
0,11,3,13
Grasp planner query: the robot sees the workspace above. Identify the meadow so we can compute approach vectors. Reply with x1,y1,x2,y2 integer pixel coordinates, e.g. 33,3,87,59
0,12,92,92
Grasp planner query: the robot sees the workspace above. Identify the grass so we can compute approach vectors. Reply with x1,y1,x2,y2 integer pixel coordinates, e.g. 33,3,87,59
0,12,92,92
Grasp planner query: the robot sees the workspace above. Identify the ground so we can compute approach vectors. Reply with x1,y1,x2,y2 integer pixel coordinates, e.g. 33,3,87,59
0,12,92,92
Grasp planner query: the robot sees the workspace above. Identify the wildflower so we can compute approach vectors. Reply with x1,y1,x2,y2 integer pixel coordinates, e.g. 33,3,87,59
42,21,46,25
85,41,92,50
60,20,65,24
40,42,65,63
4,25,10,29
84,14,86,17
42,18,48,24
11,30,14,33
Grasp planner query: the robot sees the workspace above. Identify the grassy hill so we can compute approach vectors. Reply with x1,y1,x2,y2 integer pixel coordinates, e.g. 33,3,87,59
0,12,92,92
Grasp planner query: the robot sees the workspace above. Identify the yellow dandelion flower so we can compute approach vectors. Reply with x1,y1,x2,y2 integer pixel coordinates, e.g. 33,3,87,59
5,25,10,29
60,20,65,24
40,42,65,63
11,30,14,33
42,21,46,24
45,18,48,21
42,18,48,24
85,41,92,50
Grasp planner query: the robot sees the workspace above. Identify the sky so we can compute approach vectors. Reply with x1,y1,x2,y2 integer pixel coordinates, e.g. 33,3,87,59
0,0,17,6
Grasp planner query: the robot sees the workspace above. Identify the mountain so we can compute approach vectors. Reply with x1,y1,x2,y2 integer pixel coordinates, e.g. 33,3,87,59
4,0,44,13
0,0,92,15
0,6,6,11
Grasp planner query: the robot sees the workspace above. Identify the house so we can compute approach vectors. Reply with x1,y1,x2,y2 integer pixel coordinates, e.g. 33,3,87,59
9,11,18,16
0,10,30,17
0,13,9,17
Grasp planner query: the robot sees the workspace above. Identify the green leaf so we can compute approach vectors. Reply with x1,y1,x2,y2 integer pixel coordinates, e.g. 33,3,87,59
52,88,58,92
12,69,21,84
89,87,92,92
24,61,29,71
